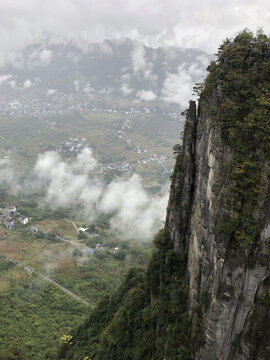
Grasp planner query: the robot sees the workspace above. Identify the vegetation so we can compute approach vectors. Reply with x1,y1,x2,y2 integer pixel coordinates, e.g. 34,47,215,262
0,195,152,359
0,257,87,360
58,229,193,360
201,29,270,249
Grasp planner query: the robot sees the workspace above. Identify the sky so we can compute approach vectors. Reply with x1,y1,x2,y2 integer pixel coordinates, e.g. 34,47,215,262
1,0,270,66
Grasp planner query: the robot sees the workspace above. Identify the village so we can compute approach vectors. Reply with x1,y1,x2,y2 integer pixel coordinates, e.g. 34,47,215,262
0,206,121,267
0,91,181,119
0,205,28,230
50,137,90,153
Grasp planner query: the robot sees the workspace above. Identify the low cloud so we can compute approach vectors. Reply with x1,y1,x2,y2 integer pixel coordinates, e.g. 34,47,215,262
100,174,168,240
120,82,134,96
34,148,102,218
0,74,12,86
132,42,146,73
47,89,57,95
1,0,270,68
99,41,113,54
137,89,156,101
131,42,157,83
24,79,32,88
0,157,21,193
40,48,53,65
9,80,16,88
162,63,205,107
1,148,168,241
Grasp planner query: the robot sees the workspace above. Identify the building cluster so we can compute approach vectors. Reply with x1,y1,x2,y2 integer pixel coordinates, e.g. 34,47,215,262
133,145,148,154
0,206,28,230
53,137,88,153
0,92,164,118
138,153,168,165
101,161,131,172
76,242,120,265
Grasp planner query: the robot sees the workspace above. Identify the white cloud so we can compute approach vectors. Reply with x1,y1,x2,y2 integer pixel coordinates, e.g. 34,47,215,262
0,0,270,67
40,48,53,65
131,42,157,82
0,74,12,85
47,88,57,95
120,82,133,96
34,149,168,239
137,89,156,101
0,157,22,194
24,79,32,88
162,63,205,107
99,174,168,240
1,149,169,241
74,80,80,92
9,80,16,88
0,158,15,186
83,81,94,94
34,148,102,213
132,42,146,73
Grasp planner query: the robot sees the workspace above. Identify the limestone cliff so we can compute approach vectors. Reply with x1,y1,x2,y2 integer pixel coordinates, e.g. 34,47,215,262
167,99,270,359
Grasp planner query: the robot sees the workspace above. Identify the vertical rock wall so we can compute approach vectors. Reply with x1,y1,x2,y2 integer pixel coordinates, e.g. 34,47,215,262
166,100,270,360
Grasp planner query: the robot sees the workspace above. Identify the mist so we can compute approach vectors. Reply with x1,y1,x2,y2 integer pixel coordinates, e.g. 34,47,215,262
1,148,169,241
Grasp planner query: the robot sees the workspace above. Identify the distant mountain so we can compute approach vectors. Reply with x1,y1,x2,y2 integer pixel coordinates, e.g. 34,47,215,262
0,39,212,108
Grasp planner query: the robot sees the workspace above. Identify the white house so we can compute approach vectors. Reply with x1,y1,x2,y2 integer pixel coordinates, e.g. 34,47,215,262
19,216,28,225
78,227,88,233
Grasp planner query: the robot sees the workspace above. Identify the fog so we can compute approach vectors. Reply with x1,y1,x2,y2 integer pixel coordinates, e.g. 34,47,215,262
1,0,270,66
0,149,169,241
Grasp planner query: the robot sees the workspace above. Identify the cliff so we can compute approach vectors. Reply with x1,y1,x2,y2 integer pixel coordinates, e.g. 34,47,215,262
168,100,270,359
59,30,270,360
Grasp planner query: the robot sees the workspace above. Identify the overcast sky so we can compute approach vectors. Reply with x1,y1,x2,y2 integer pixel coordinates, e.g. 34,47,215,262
1,0,270,65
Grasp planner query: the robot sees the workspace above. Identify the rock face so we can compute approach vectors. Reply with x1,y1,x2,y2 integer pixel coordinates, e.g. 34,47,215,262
166,100,270,359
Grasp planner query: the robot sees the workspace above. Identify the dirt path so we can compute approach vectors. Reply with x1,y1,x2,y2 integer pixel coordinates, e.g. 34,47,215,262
65,219,79,233
39,274,89,305
7,257,90,306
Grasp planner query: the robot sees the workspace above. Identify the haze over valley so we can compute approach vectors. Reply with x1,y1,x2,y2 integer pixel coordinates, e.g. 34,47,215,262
1,1,270,359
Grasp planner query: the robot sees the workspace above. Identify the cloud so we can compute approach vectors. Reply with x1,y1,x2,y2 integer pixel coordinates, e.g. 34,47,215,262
99,41,113,54
132,42,146,73
34,148,102,217
9,80,16,88
162,63,205,107
32,149,168,240
100,174,167,239
74,80,80,92
137,89,156,101
83,81,94,94
0,157,22,194
39,48,53,65
0,149,168,241
0,157,15,186
0,74,12,85
131,42,157,82
47,88,57,95
120,82,133,96
0,0,270,67
24,79,32,88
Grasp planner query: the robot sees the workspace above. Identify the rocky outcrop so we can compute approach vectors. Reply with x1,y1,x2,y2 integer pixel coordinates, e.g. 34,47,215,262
166,99,270,359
